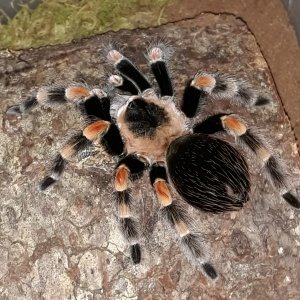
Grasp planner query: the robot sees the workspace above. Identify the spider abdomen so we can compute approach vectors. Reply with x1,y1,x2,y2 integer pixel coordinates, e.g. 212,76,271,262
166,134,250,213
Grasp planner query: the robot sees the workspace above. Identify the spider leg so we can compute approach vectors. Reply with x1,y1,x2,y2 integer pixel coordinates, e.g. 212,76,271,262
114,154,148,263
5,95,38,115
83,120,124,155
75,88,112,123
147,47,174,97
109,74,139,95
181,72,271,118
12,80,124,190
194,113,300,209
150,163,218,280
5,84,111,121
6,84,68,116
39,132,95,190
107,49,151,92
40,118,124,190
6,85,81,116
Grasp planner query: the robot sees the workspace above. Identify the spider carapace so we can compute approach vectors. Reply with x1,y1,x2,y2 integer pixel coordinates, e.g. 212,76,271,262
6,45,300,280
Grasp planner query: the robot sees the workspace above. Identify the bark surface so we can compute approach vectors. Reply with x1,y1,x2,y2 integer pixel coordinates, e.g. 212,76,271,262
0,14,299,300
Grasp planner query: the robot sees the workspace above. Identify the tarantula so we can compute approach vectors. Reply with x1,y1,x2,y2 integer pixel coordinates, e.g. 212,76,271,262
6,45,300,280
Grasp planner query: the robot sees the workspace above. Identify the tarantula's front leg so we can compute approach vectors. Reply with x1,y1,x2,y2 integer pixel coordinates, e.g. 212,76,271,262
108,46,174,97
181,72,271,118
194,114,300,208
150,163,218,280
40,120,124,190
107,50,151,92
114,154,148,263
147,47,174,97
108,74,139,95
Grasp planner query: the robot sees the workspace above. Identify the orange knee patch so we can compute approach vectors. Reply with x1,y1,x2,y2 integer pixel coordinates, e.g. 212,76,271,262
83,120,110,141
154,180,172,206
65,86,91,101
221,116,247,136
191,75,216,90
115,165,129,192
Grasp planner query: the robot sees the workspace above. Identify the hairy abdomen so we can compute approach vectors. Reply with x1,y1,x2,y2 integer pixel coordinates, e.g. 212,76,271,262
166,134,250,213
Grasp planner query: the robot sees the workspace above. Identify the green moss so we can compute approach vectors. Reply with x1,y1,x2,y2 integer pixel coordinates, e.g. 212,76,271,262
0,0,172,50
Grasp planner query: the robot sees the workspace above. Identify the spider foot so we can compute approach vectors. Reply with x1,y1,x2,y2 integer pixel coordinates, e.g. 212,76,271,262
202,263,218,280
109,74,138,95
181,233,218,280
6,104,22,116
6,95,38,116
39,153,66,191
130,244,141,264
282,192,300,209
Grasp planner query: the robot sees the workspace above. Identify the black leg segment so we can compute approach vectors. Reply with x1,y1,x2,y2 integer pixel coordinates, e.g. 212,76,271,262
107,49,151,93
101,124,124,156
150,60,173,97
180,79,208,118
116,59,151,92
282,192,300,209
117,154,148,180
78,95,111,122
193,113,228,134
149,163,168,185
130,244,141,264
109,74,139,95
202,262,218,280
39,153,66,191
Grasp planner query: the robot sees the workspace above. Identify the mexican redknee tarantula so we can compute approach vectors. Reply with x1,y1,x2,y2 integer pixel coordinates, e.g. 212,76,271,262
6,45,300,280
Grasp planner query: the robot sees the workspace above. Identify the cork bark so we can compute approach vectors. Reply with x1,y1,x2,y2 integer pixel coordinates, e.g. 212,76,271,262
0,14,299,300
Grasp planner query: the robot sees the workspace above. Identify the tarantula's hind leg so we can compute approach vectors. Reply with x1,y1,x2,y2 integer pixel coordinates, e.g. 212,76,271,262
39,153,66,191
150,163,218,280
194,114,300,208
181,72,271,118
114,154,148,263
